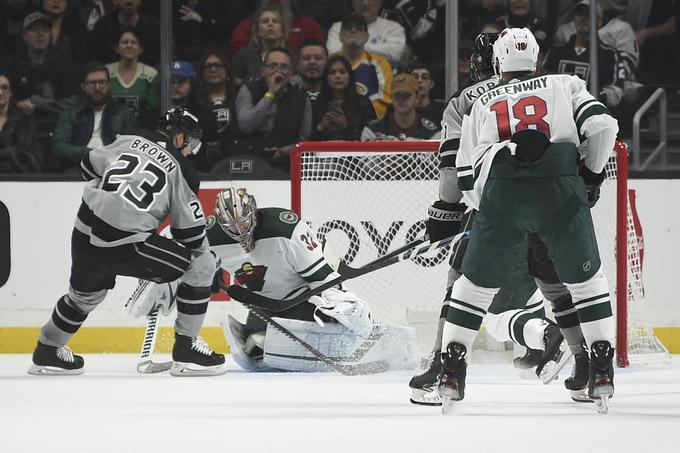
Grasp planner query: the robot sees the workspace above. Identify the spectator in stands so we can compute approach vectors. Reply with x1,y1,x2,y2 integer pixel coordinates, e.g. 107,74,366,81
173,0,246,47
327,0,407,66
0,72,44,173
88,0,160,66
235,47,311,171
496,0,550,53
170,60,197,109
409,63,444,127
542,1,623,108
192,51,239,172
312,55,376,140
293,39,327,103
554,0,639,83
624,0,676,85
461,0,506,41
41,0,87,62
334,13,393,118
361,73,439,140
7,11,80,116
299,0,350,31
72,0,114,32
52,61,134,170
231,2,288,87
228,0,324,59
105,28,159,126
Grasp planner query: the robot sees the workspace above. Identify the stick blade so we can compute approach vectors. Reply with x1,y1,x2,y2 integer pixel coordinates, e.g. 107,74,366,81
137,360,173,374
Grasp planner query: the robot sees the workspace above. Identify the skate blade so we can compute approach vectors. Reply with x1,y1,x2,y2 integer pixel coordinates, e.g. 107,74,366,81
27,364,84,376
595,394,610,415
137,360,173,374
409,388,442,406
169,362,227,377
441,397,457,415
570,389,594,403
538,349,573,385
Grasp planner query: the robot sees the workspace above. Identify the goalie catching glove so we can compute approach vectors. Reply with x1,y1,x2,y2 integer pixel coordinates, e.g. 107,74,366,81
427,200,467,241
309,287,373,337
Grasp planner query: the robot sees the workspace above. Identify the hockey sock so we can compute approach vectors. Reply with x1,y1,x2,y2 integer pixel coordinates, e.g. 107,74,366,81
551,294,587,355
433,305,448,353
39,295,88,347
174,283,211,337
564,270,615,346
442,275,497,353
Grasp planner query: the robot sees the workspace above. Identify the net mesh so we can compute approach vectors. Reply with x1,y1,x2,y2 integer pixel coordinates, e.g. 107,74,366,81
295,144,669,365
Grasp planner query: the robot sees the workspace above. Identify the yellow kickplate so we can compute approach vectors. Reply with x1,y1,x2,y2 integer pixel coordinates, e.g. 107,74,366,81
0,327,229,354
652,327,680,354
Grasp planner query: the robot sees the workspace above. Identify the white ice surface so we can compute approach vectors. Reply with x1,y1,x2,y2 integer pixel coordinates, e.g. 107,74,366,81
1,354,679,453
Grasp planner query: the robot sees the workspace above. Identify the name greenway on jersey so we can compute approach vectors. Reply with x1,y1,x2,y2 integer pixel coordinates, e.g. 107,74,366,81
129,137,178,173
477,76,549,106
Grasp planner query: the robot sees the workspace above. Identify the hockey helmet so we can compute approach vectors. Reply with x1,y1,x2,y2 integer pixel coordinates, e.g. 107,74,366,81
157,107,203,154
470,32,499,82
494,28,539,74
215,188,258,251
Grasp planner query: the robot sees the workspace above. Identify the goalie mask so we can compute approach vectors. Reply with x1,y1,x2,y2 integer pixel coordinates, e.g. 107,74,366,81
494,27,539,74
215,188,257,251
470,32,498,82
158,107,203,154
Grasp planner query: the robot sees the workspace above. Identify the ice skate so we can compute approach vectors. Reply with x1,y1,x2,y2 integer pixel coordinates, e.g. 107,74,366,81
438,342,467,414
535,325,572,384
170,334,226,377
565,352,592,402
409,352,442,406
28,342,84,376
513,348,542,369
588,341,615,414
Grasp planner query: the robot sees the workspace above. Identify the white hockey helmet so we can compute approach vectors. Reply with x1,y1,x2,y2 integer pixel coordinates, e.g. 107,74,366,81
215,187,257,251
494,27,539,73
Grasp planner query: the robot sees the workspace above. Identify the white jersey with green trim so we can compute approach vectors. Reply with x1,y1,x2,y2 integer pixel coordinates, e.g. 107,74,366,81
456,73,618,210
206,208,339,301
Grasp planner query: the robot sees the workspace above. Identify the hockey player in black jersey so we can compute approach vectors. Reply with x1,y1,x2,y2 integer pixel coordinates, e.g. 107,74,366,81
29,107,226,377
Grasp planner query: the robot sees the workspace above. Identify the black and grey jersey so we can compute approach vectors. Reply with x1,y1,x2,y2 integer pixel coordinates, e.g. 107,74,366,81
439,76,499,168
78,130,206,249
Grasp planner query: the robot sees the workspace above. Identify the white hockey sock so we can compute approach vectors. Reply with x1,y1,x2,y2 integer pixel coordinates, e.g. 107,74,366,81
565,269,615,346
523,318,550,350
441,275,497,353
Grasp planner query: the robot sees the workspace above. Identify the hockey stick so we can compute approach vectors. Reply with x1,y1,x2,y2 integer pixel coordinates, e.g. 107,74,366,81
227,233,463,313
136,308,173,374
222,290,389,376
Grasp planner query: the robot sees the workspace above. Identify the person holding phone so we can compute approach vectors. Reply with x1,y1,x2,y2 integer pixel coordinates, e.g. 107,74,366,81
312,55,375,141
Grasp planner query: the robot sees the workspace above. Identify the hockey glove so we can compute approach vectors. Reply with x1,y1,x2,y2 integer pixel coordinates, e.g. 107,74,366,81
210,252,228,294
579,162,606,208
427,200,466,241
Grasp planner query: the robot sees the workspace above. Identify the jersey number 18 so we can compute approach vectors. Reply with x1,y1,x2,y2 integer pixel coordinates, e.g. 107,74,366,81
490,95,551,140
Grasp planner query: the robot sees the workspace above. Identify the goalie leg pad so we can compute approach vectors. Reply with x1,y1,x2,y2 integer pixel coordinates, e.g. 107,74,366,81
262,318,418,372
221,315,275,372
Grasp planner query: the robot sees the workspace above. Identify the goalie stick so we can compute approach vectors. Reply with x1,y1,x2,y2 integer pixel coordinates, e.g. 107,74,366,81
227,232,464,313
136,308,173,373
222,289,389,376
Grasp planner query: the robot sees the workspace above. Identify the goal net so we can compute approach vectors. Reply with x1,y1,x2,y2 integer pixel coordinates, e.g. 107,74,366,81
291,140,669,367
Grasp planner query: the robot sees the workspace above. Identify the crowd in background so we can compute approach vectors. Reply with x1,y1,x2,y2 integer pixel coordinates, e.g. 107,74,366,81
0,0,678,176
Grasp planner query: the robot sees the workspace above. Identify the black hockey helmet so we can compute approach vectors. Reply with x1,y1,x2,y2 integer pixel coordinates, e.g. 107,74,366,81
469,32,499,82
157,107,203,154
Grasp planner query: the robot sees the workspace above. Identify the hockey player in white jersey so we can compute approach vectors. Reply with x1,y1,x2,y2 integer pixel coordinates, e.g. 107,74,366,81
29,107,226,377
410,33,571,406
438,28,618,413
210,188,416,372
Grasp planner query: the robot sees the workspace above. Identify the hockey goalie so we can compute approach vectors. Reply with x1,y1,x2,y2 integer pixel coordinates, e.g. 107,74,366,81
129,188,418,373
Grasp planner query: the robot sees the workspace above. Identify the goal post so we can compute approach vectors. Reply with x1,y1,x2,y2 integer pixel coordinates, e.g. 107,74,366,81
291,140,669,367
